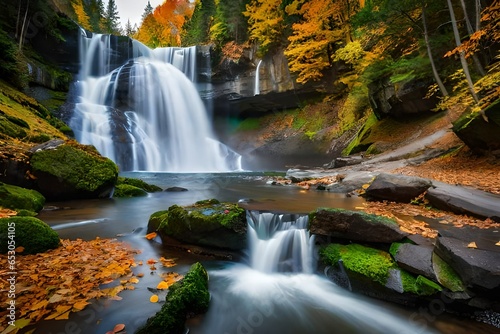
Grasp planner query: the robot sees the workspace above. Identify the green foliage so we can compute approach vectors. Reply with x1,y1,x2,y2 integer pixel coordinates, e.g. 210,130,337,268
182,0,216,45
136,262,210,334
333,41,365,66
0,182,45,212
0,217,60,255
30,144,119,192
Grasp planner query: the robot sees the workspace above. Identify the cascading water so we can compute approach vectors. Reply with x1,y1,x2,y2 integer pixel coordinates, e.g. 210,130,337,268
71,32,241,172
254,60,262,96
192,211,436,334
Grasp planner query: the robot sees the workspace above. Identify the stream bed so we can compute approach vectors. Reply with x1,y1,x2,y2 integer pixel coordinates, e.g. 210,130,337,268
34,172,498,334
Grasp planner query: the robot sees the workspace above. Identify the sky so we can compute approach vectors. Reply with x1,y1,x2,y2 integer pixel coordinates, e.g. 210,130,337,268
114,0,164,29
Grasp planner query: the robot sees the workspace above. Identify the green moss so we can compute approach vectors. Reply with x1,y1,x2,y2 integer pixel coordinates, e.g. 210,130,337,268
0,182,45,212
148,210,169,232
432,253,465,292
0,116,27,139
113,184,148,198
342,112,378,156
30,144,118,192
195,198,220,205
320,243,394,285
321,243,441,296
136,262,210,334
0,217,60,254
117,176,162,192
389,242,403,258
29,133,52,143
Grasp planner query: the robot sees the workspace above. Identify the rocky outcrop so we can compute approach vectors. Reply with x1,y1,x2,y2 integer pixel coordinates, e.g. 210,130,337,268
365,173,432,202
368,78,439,119
310,208,408,243
425,182,500,222
391,243,436,281
149,199,247,251
453,99,500,157
29,140,118,200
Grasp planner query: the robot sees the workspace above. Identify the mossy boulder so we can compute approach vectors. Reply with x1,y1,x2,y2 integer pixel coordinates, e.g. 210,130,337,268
0,182,45,212
309,208,408,243
29,142,118,200
150,199,247,250
453,99,500,156
136,262,210,334
0,216,60,254
113,184,148,198
320,243,441,300
116,176,162,192
113,176,162,197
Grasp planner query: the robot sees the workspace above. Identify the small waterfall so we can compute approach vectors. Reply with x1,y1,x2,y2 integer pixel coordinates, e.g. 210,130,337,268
193,211,437,334
71,32,241,172
254,60,262,96
246,210,314,273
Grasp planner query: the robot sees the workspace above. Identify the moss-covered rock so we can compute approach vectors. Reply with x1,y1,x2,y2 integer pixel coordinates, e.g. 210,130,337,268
116,176,162,193
309,208,408,243
29,142,118,200
320,243,441,296
0,216,60,254
150,199,247,250
432,252,466,292
113,184,148,198
0,182,45,212
136,262,210,334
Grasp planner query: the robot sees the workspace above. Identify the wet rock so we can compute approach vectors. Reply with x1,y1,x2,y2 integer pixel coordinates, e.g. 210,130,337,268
425,182,500,221
149,199,247,251
331,155,364,168
29,143,118,200
165,186,188,192
310,208,408,243
326,172,375,193
391,243,437,281
435,237,500,290
365,173,432,203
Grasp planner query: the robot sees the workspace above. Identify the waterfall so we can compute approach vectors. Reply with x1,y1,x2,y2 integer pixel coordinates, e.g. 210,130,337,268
254,60,262,96
192,211,437,334
70,32,241,172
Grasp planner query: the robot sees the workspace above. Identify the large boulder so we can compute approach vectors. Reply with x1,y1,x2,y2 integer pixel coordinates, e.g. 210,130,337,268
435,237,500,290
365,173,432,203
136,262,210,334
368,78,439,119
452,99,500,156
0,217,60,254
0,182,45,213
149,199,247,251
425,182,500,221
390,243,436,281
29,141,118,200
320,243,442,305
309,208,408,243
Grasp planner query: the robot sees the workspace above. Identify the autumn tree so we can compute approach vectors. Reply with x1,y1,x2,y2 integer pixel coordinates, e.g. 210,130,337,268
284,0,361,83
244,0,285,55
72,0,91,31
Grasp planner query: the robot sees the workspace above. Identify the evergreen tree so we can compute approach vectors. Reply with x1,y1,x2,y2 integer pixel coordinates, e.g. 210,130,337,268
103,0,121,34
182,0,216,45
142,1,154,22
124,19,136,37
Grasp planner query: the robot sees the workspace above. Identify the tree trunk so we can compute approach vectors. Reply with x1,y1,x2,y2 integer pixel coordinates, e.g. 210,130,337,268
446,0,479,104
422,4,448,97
19,0,30,52
459,0,486,76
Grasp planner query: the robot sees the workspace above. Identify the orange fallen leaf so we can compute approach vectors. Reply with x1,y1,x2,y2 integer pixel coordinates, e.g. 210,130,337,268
496,241,500,246
147,258,157,265
467,242,477,249
150,295,159,303
15,246,25,253
113,323,126,333
145,232,157,240
137,272,144,278
45,305,72,320
31,300,49,311
156,281,171,290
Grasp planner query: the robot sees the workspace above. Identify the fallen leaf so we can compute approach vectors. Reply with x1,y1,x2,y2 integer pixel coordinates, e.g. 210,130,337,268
113,323,126,333
48,294,63,304
147,258,157,265
495,241,500,246
467,242,477,249
31,300,49,311
72,300,89,311
45,305,72,320
145,232,157,240
15,246,25,253
156,281,170,290
149,295,159,303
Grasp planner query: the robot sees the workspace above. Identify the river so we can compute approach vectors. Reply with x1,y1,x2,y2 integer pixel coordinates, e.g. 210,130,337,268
33,172,497,334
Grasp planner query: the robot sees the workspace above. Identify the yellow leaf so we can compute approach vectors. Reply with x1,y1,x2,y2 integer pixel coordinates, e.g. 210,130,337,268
156,281,171,290
55,311,71,320
467,242,477,249
150,295,159,303
145,232,157,240
44,305,72,320
49,294,63,303
31,300,49,311
72,301,89,311
0,318,30,334
129,277,140,284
